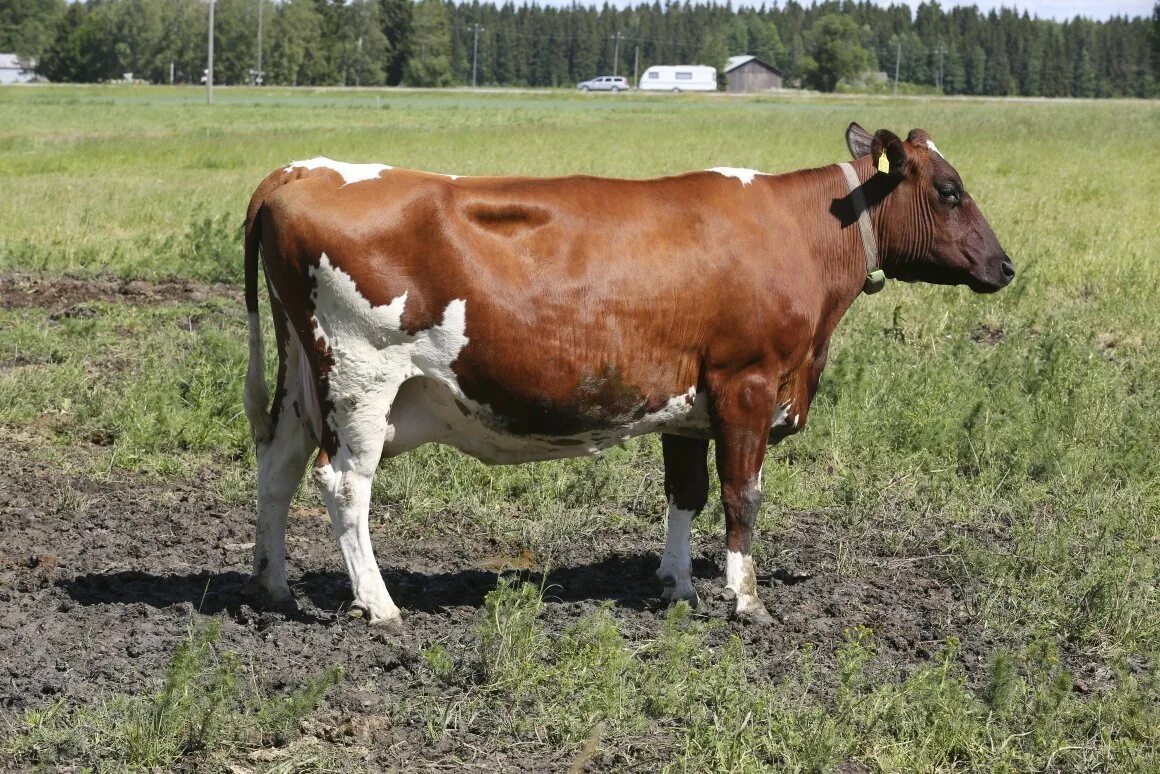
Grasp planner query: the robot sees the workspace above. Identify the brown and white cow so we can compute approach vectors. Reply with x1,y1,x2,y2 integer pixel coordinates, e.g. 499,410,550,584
240,123,1013,627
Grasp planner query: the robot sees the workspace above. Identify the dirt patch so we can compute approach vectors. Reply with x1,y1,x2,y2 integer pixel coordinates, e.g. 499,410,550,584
0,434,991,769
0,273,239,315
970,324,1007,346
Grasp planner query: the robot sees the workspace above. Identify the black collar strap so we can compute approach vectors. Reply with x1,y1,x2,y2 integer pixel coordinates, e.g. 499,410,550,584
838,162,886,295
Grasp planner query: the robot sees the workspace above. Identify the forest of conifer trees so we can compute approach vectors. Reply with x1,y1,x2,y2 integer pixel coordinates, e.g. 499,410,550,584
3,0,1157,97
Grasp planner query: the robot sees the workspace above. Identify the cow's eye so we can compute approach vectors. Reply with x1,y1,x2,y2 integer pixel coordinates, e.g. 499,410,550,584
937,183,961,204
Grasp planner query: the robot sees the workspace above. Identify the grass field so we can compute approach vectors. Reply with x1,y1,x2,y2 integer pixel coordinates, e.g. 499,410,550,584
1,85,1158,771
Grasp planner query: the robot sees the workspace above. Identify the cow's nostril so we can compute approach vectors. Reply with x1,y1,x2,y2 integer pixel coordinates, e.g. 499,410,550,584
1001,261,1015,279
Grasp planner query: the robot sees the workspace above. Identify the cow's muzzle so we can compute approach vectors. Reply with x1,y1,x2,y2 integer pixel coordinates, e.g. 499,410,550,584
971,254,1015,294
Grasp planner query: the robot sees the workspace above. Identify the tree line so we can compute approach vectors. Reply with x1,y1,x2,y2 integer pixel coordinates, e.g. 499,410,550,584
3,0,1157,97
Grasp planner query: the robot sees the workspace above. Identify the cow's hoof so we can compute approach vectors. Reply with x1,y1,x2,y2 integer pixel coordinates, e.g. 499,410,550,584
241,577,298,614
661,583,700,609
730,600,774,626
375,616,405,635
349,603,404,633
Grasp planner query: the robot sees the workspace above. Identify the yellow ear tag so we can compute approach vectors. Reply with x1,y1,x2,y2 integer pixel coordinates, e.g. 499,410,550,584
877,154,890,174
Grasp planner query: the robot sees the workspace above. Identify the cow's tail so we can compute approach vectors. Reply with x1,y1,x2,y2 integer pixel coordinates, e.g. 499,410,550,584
243,201,274,446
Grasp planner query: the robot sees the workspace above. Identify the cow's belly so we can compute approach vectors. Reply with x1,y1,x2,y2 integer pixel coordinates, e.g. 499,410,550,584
385,376,710,465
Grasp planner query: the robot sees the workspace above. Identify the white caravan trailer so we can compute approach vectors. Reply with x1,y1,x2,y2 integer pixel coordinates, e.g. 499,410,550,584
638,65,718,92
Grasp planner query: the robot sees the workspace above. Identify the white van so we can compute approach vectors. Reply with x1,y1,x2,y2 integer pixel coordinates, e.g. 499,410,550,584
638,65,718,92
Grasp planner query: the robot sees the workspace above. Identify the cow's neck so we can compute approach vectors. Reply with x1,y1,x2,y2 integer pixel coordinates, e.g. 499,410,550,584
760,156,881,332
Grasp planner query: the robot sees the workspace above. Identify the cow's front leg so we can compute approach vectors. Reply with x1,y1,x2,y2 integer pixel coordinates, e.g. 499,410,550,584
658,434,710,606
312,402,401,629
709,373,775,624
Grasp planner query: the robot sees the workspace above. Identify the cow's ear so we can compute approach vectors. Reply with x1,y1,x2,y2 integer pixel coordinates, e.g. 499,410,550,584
871,129,908,178
846,122,873,159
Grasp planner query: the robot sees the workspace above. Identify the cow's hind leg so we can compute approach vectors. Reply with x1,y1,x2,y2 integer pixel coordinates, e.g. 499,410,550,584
312,388,400,628
657,434,709,606
244,331,315,612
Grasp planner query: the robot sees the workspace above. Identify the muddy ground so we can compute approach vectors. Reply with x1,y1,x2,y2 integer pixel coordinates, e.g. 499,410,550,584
0,272,241,315
0,277,988,771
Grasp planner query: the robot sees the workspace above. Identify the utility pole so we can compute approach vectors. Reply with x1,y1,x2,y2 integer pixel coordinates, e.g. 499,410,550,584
937,45,946,92
468,23,484,87
893,37,901,97
355,36,363,87
610,32,623,76
255,0,264,85
633,45,639,89
206,0,215,104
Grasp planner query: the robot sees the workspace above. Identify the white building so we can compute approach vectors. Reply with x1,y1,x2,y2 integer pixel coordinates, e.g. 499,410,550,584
0,54,37,84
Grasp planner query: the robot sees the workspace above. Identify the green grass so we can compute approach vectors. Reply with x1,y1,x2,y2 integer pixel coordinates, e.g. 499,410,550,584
2,85,1159,770
0,297,249,471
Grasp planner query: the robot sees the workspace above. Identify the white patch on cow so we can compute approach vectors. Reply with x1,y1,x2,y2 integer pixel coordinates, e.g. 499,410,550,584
658,498,697,604
793,413,800,428
772,400,792,428
285,157,393,186
725,549,764,615
926,140,945,160
725,549,747,593
707,167,767,186
640,392,703,428
309,252,468,449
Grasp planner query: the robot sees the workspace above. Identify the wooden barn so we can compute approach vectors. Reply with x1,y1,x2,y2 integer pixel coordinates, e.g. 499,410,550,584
724,55,786,93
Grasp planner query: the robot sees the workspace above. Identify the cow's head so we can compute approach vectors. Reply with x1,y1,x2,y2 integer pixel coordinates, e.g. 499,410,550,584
846,123,1014,293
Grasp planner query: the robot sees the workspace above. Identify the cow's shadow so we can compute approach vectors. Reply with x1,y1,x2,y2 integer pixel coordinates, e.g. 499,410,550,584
64,569,263,617
61,554,720,619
